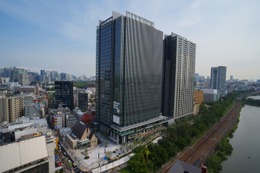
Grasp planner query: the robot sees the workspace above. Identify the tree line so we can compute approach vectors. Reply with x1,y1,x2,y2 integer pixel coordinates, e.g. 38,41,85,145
205,121,238,173
125,92,240,173
243,98,260,107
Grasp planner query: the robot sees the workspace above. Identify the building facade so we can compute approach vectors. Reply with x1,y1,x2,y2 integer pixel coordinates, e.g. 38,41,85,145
54,81,74,110
19,74,30,86
202,89,220,103
210,66,227,96
162,33,196,119
96,11,166,144
0,96,24,123
193,90,204,105
78,92,88,112
193,90,204,115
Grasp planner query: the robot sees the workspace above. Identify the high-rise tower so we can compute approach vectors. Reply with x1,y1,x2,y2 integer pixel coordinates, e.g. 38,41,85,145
210,66,227,96
162,33,196,119
96,11,166,144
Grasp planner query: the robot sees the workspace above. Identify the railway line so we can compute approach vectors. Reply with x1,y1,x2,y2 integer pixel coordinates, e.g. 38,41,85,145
161,100,242,173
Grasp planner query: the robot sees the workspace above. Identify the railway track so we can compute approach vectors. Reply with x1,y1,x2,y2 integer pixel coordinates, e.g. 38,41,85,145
161,100,242,173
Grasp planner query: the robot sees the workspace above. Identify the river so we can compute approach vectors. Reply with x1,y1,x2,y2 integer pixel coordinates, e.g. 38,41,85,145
221,96,260,173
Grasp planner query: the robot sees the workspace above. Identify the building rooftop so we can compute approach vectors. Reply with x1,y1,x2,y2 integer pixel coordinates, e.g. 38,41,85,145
0,136,48,172
202,89,218,94
18,86,35,89
59,127,72,137
72,121,88,139
168,160,201,173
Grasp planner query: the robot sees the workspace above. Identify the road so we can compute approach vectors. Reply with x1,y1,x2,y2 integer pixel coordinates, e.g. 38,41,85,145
161,100,242,173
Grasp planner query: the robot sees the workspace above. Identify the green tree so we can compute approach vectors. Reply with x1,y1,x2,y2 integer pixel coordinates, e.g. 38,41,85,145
175,137,188,150
148,144,168,170
128,153,148,173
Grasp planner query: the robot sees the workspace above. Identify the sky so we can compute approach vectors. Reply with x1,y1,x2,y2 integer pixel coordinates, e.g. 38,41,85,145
0,0,259,80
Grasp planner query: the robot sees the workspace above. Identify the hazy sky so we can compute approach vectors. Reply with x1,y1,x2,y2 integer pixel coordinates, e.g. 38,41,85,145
0,0,259,80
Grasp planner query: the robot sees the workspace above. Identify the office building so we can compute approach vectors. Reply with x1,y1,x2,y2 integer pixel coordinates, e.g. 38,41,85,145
50,71,59,81
19,73,30,86
54,81,74,110
78,92,88,112
162,33,196,119
210,66,227,96
96,11,166,144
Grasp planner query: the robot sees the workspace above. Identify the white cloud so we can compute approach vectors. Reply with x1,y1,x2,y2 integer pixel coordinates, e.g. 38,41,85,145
0,0,260,79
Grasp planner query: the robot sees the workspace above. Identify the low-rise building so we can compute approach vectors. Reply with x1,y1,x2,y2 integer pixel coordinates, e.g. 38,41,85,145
58,127,72,143
0,136,49,173
201,89,220,103
64,121,98,149
72,108,84,120
0,119,55,173
16,86,36,95
66,114,78,128
193,90,204,115
52,115,64,129
194,90,204,105
168,159,207,173
50,107,71,129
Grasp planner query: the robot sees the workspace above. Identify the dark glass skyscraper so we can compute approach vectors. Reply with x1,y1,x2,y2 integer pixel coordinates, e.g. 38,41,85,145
54,81,74,110
78,92,88,112
210,66,227,96
96,11,166,144
162,33,196,120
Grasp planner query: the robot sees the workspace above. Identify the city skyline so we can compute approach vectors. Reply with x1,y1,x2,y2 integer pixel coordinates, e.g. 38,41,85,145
0,0,259,80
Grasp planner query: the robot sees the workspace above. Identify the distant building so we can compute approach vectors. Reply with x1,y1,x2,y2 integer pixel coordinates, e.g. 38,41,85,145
24,105,42,118
27,71,40,82
202,89,220,103
66,114,78,128
52,115,63,129
10,67,26,83
0,77,9,84
162,33,196,120
16,86,36,95
193,90,204,115
60,73,70,81
50,107,75,129
19,73,30,86
230,75,233,81
72,107,84,120
194,90,204,105
73,88,86,108
54,81,74,110
50,71,59,81
78,92,88,112
210,66,227,96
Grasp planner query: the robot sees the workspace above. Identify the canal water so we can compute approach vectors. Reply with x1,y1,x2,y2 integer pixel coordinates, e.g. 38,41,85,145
221,96,260,173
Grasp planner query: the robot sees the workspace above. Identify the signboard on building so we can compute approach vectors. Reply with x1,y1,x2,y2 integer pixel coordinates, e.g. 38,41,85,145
113,115,120,124
113,101,120,113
